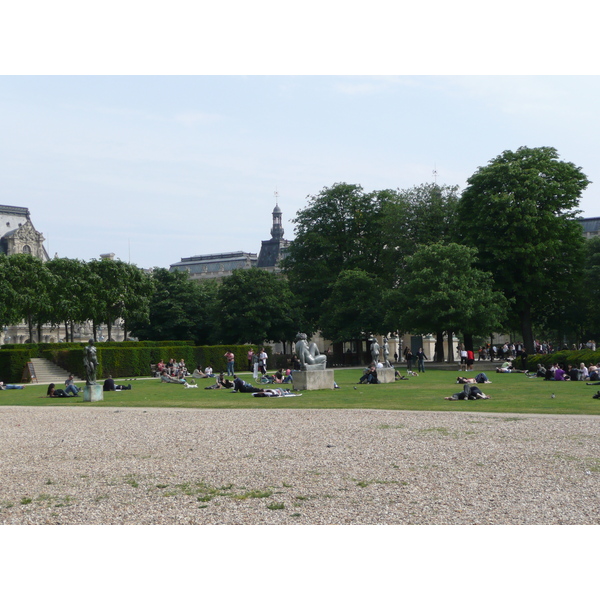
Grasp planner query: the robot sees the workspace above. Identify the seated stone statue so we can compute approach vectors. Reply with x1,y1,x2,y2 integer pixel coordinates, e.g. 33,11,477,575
295,333,327,370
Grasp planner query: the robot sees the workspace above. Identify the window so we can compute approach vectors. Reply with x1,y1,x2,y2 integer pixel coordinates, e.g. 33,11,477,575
22,245,32,254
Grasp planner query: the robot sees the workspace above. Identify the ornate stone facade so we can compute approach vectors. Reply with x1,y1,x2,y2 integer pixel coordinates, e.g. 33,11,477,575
0,205,49,261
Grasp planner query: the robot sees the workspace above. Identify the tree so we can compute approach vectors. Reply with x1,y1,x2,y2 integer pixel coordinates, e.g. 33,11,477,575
216,268,300,345
87,259,152,341
385,242,508,359
380,183,460,281
0,254,19,328
380,183,461,360
6,254,53,342
46,257,95,342
128,268,218,343
580,236,600,342
320,269,385,343
458,146,590,353
282,183,385,329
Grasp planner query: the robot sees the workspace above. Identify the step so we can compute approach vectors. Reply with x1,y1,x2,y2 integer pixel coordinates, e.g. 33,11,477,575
28,358,72,384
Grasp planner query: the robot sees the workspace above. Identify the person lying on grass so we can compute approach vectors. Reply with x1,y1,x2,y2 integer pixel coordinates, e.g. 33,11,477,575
103,375,132,391
445,384,490,400
457,373,491,384
233,377,264,393
496,361,528,374
0,381,25,390
47,383,69,397
160,370,186,384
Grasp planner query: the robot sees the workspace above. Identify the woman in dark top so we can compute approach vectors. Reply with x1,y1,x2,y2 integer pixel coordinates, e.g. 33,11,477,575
47,383,69,397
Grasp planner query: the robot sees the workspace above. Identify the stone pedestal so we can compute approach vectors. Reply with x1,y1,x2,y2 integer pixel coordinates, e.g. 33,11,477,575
293,369,335,391
376,367,395,383
84,384,104,402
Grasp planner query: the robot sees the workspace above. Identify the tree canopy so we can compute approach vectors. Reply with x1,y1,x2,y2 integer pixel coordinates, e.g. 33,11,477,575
458,146,590,352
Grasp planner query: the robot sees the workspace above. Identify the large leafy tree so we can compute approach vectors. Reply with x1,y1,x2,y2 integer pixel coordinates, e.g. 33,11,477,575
216,268,300,346
458,146,590,353
320,269,385,344
380,183,460,281
386,242,508,358
580,236,600,342
128,268,218,343
282,183,385,329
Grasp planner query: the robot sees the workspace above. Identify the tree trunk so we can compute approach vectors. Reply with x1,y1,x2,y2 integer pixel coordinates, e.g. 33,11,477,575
435,331,445,363
92,319,97,342
463,333,474,353
519,305,535,354
27,315,34,344
447,330,454,362
65,321,69,343
107,321,112,341
37,322,42,343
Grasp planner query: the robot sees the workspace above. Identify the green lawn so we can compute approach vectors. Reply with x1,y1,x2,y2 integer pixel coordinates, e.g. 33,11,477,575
3,367,600,415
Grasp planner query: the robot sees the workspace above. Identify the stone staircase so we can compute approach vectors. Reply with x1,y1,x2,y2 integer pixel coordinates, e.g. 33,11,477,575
28,358,73,385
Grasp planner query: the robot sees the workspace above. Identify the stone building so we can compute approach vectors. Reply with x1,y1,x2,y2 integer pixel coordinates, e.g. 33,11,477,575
170,200,290,280
0,205,49,261
580,216,600,239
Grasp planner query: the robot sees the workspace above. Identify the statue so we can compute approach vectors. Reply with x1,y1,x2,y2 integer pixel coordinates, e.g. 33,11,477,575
370,338,380,365
382,337,391,367
295,333,327,370
83,338,98,385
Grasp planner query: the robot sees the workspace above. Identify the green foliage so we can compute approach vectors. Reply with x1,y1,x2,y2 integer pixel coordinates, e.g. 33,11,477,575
216,269,299,345
0,349,34,383
527,350,600,371
128,268,217,344
386,242,508,338
380,183,460,283
459,146,590,351
320,269,385,342
282,183,386,328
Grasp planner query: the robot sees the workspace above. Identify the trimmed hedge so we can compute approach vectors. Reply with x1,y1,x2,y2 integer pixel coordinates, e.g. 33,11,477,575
0,349,35,383
527,350,600,371
1,342,275,381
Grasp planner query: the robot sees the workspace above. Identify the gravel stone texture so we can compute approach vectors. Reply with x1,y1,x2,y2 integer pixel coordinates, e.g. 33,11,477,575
1,406,600,525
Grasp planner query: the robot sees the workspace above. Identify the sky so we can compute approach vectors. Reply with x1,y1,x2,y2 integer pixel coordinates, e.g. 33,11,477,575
2,75,599,269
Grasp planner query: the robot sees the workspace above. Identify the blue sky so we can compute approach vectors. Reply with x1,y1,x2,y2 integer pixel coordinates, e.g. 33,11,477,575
1,75,599,269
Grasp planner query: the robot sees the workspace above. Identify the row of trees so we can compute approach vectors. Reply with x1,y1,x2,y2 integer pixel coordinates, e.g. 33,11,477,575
282,146,597,356
2,146,597,356
0,255,153,343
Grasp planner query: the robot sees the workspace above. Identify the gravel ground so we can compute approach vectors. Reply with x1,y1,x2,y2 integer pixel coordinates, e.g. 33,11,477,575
1,406,600,525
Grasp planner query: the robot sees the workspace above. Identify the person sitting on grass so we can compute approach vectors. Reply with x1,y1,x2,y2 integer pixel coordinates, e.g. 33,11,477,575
445,384,490,400
103,375,132,391
359,364,379,384
554,365,570,381
205,373,234,389
47,383,69,397
233,377,264,393
0,381,25,390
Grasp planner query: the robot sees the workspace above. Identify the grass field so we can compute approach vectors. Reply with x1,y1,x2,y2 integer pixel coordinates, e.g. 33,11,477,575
2,367,600,415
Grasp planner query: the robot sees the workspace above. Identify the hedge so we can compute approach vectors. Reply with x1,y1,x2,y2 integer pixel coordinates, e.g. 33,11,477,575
1,342,276,381
0,349,35,383
526,350,600,371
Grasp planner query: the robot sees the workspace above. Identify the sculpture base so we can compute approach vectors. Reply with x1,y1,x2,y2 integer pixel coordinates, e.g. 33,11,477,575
293,369,335,391
302,363,326,371
84,384,104,402
376,367,395,384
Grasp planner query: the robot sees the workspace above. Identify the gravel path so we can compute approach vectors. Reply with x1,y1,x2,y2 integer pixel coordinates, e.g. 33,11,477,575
1,406,600,524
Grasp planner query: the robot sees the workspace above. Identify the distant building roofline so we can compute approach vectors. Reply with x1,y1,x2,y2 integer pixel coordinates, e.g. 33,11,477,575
0,205,30,217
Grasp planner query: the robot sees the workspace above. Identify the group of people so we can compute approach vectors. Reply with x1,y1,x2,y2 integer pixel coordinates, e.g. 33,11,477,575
156,358,189,379
47,374,131,397
528,362,600,382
